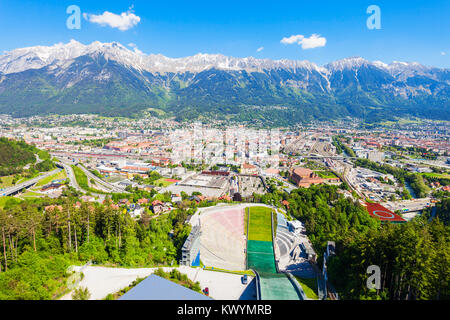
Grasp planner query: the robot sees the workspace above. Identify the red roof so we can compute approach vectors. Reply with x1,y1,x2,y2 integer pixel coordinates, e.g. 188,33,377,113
152,200,164,206
122,166,150,172
45,205,63,212
365,203,406,223
292,167,314,177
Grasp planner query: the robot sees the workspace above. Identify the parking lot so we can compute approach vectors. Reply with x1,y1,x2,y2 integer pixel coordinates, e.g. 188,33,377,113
238,176,266,197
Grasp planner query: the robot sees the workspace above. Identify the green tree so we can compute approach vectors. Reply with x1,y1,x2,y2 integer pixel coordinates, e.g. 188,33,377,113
72,287,91,300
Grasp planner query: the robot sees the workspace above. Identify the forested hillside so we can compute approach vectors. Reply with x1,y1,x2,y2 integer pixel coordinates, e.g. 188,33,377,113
1,41,449,124
285,186,449,300
255,184,449,300
0,138,54,186
0,196,192,299
327,218,449,299
423,198,450,226
285,185,379,257
0,138,37,176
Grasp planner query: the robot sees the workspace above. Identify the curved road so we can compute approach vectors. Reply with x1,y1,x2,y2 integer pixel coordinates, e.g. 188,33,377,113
59,161,107,202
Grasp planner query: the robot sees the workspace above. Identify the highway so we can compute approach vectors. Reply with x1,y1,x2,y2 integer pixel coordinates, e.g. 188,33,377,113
56,155,127,194
1,169,60,196
59,161,108,202
77,163,127,193
60,162,85,193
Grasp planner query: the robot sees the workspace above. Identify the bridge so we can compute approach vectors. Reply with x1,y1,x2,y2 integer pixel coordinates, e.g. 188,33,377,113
1,169,60,197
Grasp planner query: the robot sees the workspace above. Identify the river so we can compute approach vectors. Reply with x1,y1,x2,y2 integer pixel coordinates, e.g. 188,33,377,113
404,181,417,199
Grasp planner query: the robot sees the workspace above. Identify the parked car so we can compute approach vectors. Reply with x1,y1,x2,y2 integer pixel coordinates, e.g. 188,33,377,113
241,274,248,285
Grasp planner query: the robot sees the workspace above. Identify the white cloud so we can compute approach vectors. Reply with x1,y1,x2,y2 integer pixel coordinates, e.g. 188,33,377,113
441,51,447,56
300,34,327,49
84,8,141,31
257,47,264,52
281,33,326,50
281,35,305,45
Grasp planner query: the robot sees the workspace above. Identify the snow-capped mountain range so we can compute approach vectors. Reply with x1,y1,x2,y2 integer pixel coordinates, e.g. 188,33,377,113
0,40,448,123
0,39,443,76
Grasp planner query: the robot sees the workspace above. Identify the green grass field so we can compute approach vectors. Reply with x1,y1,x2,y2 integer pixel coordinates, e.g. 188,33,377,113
3,173,40,187
153,178,176,187
16,177,27,184
378,118,425,127
420,172,450,179
0,175,15,188
248,206,273,242
314,170,338,179
0,197,9,208
35,170,67,187
21,191,42,199
72,165,89,189
72,165,106,194
294,276,319,300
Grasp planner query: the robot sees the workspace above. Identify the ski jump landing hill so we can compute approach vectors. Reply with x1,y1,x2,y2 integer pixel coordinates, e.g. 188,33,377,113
198,205,246,271
246,206,304,300
187,203,305,300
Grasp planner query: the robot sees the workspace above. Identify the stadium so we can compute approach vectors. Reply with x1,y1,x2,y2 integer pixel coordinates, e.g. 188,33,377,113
182,204,306,300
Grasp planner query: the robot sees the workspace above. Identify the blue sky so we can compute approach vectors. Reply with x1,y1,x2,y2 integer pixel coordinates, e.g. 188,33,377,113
0,0,449,67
